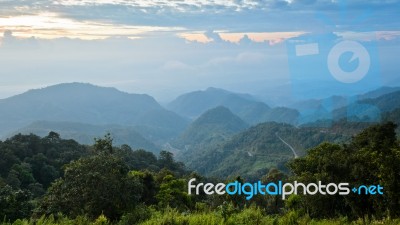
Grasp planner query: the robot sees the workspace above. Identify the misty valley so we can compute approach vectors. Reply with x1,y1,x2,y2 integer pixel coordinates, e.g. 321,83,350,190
1,83,400,224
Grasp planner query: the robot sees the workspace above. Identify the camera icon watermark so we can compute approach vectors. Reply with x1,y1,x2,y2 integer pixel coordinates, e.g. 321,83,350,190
286,4,382,126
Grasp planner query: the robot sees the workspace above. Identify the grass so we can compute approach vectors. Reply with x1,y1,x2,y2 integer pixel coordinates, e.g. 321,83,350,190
2,208,400,225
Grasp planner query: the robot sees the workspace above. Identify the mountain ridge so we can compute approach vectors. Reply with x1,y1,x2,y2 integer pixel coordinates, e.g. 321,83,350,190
167,87,299,125
173,106,248,152
0,82,189,139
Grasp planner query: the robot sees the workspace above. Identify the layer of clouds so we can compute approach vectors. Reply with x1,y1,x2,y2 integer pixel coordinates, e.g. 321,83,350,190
1,0,399,33
0,30,291,102
0,0,399,103
0,29,399,103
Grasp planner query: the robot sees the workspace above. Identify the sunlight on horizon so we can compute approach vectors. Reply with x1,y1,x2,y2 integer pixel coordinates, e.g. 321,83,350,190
0,13,184,40
177,31,305,44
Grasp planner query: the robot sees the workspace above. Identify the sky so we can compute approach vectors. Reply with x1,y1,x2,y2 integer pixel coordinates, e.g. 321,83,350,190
0,0,399,104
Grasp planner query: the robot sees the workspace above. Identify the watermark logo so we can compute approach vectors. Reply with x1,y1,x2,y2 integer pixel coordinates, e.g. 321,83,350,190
327,40,370,84
188,178,383,200
285,0,382,125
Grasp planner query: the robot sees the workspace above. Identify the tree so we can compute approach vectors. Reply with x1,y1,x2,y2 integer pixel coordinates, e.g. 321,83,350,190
0,184,33,222
287,122,400,220
157,151,186,175
93,133,114,154
260,168,288,214
38,153,142,221
347,122,400,219
6,163,35,189
156,174,192,210
129,170,157,205
288,142,351,218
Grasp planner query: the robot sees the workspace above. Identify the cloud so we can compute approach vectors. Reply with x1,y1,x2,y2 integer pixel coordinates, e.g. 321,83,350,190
177,31,305,45
177,32,212,43
0,12,185,40
0,0,399,102
204,31,224,42
219,31,305,45
336,31,400,42
1,0,398,37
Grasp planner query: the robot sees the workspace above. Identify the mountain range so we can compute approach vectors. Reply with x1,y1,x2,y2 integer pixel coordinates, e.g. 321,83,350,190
167,87,299,125
0,83,188,142
1,82,400,178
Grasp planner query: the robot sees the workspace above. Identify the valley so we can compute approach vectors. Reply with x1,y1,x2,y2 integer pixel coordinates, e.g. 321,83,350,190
1,83,399,178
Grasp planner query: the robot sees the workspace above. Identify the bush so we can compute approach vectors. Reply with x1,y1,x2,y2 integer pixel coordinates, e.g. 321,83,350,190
118,205,152,225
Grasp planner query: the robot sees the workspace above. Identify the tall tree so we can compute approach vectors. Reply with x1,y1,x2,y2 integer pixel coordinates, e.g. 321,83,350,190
38,137,142,221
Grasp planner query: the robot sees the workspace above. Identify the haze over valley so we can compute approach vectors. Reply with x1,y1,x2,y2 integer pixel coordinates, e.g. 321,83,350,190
1,82,399,178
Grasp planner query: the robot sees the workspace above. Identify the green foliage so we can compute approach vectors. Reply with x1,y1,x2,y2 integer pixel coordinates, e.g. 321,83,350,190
0,133,88,190
93,133,114,154
185,122,347,178
288,122,400,220
93,214,109,225
3,210,400,225
173,106,248,151
118,205,152,225
17,121,161,153
37,153,142,220
346,122,400,219
139,206,224,225
156,174,192,210
259,168,288,214
128,171,157,205
0,133,88,221
2,120,400,224
158,151,186,175
218,202,237,221
0,185,33,222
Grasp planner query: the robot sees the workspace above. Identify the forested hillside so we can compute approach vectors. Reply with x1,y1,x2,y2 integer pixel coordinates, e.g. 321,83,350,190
172,106,248,152
1,122,400,225
0,132,187,223
182,122,353,178
14,121,160,153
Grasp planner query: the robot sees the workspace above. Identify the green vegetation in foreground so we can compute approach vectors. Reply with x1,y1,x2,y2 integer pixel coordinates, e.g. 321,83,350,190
1,122,400,224
2,207,400,225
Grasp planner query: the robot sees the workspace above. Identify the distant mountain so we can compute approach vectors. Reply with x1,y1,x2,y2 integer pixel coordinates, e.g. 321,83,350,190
172,106,248,151
289,95,348,113
333,90,400,122
167,87,256,118
12,121,160,152
357,86,400,100
361,90,400,112
0,83,189,139
167,87,299,125
289,87,400,125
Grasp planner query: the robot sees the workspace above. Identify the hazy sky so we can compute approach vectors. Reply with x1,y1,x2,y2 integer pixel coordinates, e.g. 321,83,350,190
0,0,399,103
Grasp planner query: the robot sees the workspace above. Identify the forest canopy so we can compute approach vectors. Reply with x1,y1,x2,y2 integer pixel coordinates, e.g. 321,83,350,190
0,122,400,224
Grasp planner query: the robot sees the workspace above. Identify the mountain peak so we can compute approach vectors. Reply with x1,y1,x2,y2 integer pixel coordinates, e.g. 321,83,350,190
0,83,189,138
173,106,248,150
167,87,262,119
205,87,229,93
193,106,246,126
